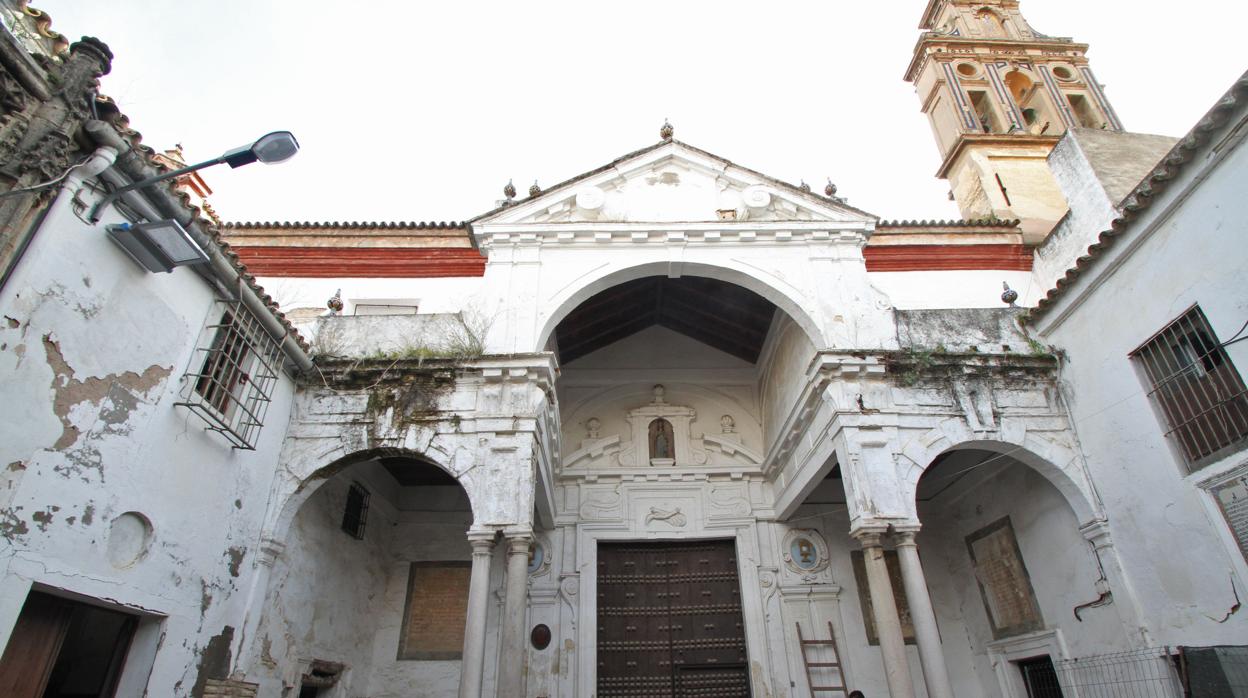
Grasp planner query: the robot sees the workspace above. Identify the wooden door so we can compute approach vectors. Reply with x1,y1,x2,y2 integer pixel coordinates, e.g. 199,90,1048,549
0,593,73,698
598,540,750,697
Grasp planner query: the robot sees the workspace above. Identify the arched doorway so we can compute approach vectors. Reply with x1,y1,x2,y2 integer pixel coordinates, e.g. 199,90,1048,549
549,273,818,697
913,447,1123,698
254,451,476,698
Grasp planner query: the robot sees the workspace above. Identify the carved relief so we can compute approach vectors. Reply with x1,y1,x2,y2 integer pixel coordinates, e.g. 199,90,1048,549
528,537,552,578
578,485,623,520
644,506,687,528
782,529,832,580
707,485,752,518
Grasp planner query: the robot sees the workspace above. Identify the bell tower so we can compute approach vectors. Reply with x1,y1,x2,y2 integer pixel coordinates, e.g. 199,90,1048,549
905,0,1123,243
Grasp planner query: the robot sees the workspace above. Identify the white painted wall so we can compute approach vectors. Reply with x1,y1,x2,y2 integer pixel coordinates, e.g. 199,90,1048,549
1035,112,1248,645
870,269,1041,309
0,187,298,695
258,275,485,317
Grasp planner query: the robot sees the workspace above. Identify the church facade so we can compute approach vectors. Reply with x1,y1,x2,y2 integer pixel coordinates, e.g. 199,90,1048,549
0,1,1245,697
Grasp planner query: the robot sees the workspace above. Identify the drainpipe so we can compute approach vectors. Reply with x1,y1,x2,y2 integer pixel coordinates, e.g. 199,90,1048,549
82,120,312,372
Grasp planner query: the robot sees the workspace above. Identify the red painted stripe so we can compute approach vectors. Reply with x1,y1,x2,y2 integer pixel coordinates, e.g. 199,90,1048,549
864,244,1032,272
231,246,486,278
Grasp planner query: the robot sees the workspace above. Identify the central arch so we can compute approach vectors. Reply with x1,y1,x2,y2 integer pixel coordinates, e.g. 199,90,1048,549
535,260,826,355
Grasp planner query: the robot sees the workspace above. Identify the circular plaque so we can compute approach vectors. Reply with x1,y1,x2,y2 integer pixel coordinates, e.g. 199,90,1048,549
530,624,552,650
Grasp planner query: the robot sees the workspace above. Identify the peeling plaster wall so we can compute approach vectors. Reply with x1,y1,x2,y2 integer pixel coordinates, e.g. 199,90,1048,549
918,459,1120,697
0,193,298,695
1037,118,1248,644
896,308,1033,353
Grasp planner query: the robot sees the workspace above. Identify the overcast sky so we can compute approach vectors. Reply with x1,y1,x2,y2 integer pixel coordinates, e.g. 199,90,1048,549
33,1,1248,224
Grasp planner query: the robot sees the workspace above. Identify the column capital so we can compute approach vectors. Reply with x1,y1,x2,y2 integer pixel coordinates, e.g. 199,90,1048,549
468,531,497,553
893,529,920,547
853,529,887,548
505,533,533,556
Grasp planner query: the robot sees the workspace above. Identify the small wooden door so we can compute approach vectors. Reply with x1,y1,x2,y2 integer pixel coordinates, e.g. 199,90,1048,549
598,540,750,697
0,592,137,698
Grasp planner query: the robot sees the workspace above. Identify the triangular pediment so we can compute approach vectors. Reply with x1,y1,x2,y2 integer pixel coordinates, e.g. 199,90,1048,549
473,141,876,227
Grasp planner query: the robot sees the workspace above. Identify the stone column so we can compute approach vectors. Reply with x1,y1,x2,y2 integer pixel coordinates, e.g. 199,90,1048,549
856,530,916,698
459,532,497,698
497,532,533,695
894,529,954,698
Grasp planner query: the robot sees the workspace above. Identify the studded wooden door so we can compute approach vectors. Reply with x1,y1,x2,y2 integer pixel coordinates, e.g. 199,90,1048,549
597,539,751,697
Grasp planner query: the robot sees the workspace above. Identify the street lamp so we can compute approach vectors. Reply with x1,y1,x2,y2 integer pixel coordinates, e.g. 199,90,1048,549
88,130,299,223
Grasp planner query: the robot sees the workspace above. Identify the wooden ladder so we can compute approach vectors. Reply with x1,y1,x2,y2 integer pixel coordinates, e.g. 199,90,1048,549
797,621,849,696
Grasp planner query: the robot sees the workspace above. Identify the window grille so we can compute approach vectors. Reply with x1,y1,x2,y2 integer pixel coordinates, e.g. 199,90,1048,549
177,300,284,450
1131,306,1248,471
341,483,369,540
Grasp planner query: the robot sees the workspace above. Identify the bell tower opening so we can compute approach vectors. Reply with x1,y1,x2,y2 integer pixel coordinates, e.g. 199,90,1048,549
907,0,1124,243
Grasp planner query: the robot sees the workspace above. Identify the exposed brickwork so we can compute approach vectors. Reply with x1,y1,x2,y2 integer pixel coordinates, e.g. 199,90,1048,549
202,678,259,698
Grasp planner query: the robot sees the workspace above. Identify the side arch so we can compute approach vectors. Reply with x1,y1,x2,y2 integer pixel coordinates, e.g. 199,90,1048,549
896,419,1099,523
534,260,826,354
265,446,482,550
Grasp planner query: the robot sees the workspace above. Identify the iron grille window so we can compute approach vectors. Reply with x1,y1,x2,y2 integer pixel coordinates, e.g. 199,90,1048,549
341,483,369,540
177,300,283,450
1131,306,1248,470
1017,655,1064,698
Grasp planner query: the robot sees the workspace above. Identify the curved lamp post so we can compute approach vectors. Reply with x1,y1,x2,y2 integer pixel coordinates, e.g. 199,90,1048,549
88,130,298,223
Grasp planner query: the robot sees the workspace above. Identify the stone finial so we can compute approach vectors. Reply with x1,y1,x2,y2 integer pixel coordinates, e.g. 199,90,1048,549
1001,281,1019,306
652,384,666,403
799,180,811,193
660,119,674,141
327,288,343,313
529,180,542,197
720,414,736,434
825,179,838,197
586,418,601,439
503,179,517,199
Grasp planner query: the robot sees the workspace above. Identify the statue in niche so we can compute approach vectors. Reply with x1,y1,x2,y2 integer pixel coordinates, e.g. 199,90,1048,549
649,418,675,461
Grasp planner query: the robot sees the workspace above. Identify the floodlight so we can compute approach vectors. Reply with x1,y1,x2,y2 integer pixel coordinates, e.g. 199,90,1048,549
106,219,209,273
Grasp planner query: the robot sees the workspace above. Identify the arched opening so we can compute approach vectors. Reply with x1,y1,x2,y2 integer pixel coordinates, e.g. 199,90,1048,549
1004,70,1059,135
535,260,824,357
551,273,821,695
552,274,817,465
255,452,476,697
976,8,1008,37
911,447,1121,697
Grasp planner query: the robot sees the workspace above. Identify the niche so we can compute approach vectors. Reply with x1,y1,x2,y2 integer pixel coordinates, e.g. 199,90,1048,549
649,418,675,463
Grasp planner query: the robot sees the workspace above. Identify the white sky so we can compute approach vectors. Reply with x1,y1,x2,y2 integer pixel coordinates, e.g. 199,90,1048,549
34,0,1248,224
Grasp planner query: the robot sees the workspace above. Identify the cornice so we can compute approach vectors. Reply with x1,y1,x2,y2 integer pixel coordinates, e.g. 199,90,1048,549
476,222,873,249
906,36,1087,82
935,134,1062,178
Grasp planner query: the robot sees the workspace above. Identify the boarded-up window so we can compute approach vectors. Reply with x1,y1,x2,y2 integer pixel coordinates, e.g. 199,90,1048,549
397,562,471,660
1211,475,1248,563
965,517,1044,638
850,550,916,646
